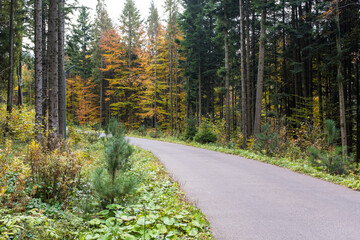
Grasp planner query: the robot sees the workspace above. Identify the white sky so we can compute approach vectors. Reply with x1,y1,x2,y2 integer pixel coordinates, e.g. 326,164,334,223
70,0,166,25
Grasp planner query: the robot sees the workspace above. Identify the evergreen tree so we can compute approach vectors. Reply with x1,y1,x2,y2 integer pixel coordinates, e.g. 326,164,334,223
119,0,142,130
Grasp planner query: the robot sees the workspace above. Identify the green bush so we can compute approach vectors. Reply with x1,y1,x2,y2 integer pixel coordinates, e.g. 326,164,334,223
148,128,162,138
308,146,352,175
307,119,353,175
184,117,197,140
254,124,279,156
194,122,217,144
135,125,147,136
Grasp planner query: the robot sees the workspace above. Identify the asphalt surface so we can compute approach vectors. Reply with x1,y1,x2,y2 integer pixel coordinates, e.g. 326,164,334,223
127,137,360,240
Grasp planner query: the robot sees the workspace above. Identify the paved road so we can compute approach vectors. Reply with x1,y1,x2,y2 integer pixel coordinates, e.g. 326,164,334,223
127,137,360,240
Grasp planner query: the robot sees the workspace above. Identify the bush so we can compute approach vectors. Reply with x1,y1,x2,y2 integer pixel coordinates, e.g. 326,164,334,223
0,140,33,211
0,105,35,142
194,122,217,144
308,146,352,175
135,125,147,136
254,124,279,156
26,139,84,204
93,120,138,205
307,119,353,175
148,128,162,138
184,117,197,140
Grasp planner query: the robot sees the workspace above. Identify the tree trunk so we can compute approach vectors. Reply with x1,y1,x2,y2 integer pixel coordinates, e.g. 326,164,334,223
198,64,202,126
154,31,158,130
254,8,266,135
239,0,247,146
245,0,252,135
58,0,65,138
224,1,230,143
18,53,23,106
356,60,360,163
48,0,59,139
35,0,43,141
7,0,15,114
170,36,173,135
335,0,347,156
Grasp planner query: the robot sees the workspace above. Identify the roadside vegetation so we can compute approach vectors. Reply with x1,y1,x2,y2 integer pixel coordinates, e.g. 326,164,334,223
0,105,213,239
129,118,360,191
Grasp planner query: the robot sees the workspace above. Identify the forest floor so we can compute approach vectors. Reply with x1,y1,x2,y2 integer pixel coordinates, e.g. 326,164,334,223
128,136,360,240
0,124,213,239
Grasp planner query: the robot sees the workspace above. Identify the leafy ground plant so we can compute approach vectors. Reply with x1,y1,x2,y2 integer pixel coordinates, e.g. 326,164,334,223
82,149,213,239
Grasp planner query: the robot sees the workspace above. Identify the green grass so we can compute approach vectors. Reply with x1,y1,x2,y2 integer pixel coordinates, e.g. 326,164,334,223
128,133,360,192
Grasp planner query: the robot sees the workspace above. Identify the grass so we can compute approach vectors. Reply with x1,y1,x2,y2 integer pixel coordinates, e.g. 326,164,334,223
127,133,360,192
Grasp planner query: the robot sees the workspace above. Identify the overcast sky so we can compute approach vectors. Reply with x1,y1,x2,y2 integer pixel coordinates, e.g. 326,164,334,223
70,0,166,25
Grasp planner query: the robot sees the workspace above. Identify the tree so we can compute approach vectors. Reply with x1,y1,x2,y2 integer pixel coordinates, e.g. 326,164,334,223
239,0,247,146
7,0,15,115
119,0,142,130
48,0,59,138
58,0,66,138
253,4,266,135
147,0,160,130
334,0,347,156
93,0,112,127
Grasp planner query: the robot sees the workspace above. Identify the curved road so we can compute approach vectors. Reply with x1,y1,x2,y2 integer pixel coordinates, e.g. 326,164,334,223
128,137,360,240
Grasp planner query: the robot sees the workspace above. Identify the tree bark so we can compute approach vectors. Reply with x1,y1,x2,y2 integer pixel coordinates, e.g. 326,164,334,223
58,0,65,138
224,1,231,143
35,0,43,141
254,8,266,135
198,64,202,126
7,0,15,114
239,0,247,146
154,32,158,130
48,0,59,138
335,0,347,156
18,53,23,106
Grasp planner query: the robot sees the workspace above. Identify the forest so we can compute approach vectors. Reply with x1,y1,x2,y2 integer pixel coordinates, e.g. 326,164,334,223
1,0,360,238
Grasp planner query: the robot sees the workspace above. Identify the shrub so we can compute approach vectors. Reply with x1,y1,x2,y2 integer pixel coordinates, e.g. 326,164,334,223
308,146,352,175
135,125,147,136
0,140,34,211
184,117,197,140
0,105,35,142
194,122,217,144
93,121,138,205
148,128,162,138
254,124,279,156
26,139,84,204
307,119,353,175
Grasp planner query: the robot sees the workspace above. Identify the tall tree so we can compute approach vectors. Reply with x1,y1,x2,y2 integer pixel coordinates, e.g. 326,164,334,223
253,4,266,135
93,0,112,127
334,0,347,155
119,0,142,130
239,0,247,146
165,0,178,135
58,0,66,138
147,0,160,130
48,0,59,137
7,0,15,114
34,0,43,141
